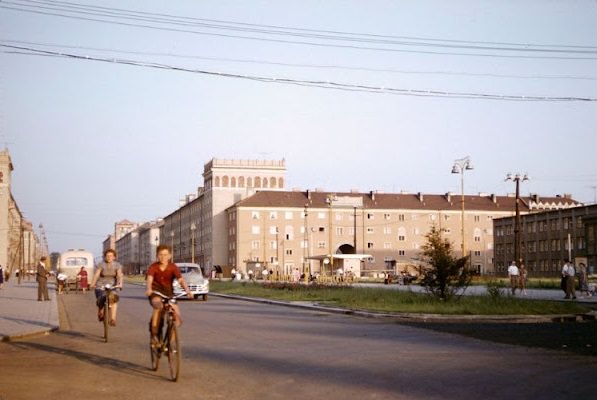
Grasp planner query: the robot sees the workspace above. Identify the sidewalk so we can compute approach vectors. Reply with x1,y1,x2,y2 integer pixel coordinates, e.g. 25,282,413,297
0,279,60,342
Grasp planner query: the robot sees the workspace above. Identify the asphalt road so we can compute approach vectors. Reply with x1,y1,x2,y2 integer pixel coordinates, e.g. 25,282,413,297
1,285,596,400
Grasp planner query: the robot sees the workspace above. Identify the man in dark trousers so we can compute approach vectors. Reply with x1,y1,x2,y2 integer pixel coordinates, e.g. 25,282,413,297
36,256,50,301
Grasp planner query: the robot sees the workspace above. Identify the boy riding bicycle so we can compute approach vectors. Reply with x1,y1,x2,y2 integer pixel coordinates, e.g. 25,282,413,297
145,245,193,344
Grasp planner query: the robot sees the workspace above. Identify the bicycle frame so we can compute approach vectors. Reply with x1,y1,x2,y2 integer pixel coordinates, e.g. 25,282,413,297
149,291,184,381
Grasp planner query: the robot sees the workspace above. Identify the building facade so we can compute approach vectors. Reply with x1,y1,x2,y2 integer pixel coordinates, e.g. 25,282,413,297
494,203,597,276
226,190,578,277
160,158,287,275
0,150,40,275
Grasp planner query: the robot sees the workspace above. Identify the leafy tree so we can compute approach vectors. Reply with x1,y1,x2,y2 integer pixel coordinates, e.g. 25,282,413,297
419,225,473,300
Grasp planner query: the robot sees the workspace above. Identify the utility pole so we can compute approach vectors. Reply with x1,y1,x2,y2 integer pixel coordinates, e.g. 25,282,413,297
505,173,529,266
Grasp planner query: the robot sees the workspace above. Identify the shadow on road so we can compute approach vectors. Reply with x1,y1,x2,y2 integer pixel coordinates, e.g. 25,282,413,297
8,332,161,381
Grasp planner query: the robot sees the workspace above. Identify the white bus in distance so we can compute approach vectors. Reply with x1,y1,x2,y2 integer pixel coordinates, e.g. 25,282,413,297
57,249,94,291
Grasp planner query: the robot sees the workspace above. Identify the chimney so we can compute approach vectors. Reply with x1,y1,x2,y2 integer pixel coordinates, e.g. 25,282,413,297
417,192,424,202
445,192,451,203
370,190,375,201
306,189,311,200
491,193,497,204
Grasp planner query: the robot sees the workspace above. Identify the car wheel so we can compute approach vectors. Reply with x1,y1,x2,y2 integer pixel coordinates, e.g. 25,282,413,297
202,294,208,301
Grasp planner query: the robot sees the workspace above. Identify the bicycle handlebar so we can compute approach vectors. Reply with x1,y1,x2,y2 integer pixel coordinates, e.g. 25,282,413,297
151,291,186,300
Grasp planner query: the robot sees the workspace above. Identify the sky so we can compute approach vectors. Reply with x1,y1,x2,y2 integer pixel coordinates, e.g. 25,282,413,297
1,0,596,257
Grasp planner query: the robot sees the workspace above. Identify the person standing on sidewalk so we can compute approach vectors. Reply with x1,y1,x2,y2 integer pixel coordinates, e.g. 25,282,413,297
518,262,528,296
561,260,576,300
36,256,50,301
507,261,519,295
0,264,4,289
578,262,590,298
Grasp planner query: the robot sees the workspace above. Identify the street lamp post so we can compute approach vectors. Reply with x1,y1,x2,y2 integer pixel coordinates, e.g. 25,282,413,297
505,173,529,267
452,156,474,259
326,194,337,278
190,223,196,264
170,231,175,261
303,205,309,284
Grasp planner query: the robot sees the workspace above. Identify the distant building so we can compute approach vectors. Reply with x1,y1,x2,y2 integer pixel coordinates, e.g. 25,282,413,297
0,149,40,274
493,201,595,276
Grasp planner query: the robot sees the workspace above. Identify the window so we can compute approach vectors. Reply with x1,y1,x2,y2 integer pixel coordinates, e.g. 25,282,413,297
383,227,392,235
251,240,260,250
251,211,260,220
429,214,436,221
398,250,405,256
318,212,326,219
384,213,391,220
318,227,325,232
474,251,481,256
269,212,278,220
444,214,451,221
317,241,326,249
336,227,344,235
270,241,277,249
367,213,375,220
398,236,406,241
367,227,374,234
443,228,451,235
285,211,293,220
384,242,392,249
251,226,260,235
474,215,480,222
286,249,293,255
398,214,405,221
367,242,374,249
270,226,278,235
335,213,343,221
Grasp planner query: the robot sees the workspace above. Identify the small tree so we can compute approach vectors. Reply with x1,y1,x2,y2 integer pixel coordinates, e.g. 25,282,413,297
419,226,472,300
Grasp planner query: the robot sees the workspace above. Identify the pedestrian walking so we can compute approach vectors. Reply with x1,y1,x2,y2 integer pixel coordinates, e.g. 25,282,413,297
578,263,590,298
561,260,576,300
518,262,528,295
77,266,89,293
507,261,519,295
36,256,50,301
0,264,4,289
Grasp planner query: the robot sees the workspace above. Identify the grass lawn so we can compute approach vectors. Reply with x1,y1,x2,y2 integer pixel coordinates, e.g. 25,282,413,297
210,281,589,315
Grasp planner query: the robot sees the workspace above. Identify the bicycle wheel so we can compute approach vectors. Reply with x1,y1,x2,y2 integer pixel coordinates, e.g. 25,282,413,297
167,321,180,382
103,296,109,342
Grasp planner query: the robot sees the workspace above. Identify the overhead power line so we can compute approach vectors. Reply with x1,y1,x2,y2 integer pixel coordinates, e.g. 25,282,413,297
2,44,596,102
2,0,597,60
4,39,597,81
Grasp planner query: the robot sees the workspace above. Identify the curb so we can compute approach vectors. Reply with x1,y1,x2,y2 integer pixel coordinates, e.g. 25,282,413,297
210,292,594,324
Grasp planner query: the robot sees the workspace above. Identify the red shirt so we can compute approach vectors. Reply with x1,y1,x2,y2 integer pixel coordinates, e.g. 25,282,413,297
147,262,182,297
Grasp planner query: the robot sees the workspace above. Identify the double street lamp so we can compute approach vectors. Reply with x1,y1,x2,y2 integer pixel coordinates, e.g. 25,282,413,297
505,173,529,267
451,156,474,259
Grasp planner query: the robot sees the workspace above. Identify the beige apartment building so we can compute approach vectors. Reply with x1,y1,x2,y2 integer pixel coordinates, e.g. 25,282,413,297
0,149,40,274
160,158,287,275
226,190,580,277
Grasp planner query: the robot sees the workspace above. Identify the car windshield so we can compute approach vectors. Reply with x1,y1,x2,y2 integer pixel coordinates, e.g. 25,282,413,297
179,266,201,274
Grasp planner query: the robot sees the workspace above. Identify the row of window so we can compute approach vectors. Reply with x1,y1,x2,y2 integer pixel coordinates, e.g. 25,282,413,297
496,217,583,236
214,176,284,189
248,210,493,221
495,238,586,255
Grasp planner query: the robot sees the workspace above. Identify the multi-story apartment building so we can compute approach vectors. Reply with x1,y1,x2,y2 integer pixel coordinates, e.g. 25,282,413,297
160,158,287,275
226,190,578,277
137,219,163,271
494,202,596,276
0,149,40,275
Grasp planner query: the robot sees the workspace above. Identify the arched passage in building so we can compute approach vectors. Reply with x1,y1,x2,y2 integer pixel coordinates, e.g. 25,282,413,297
338,244,356,255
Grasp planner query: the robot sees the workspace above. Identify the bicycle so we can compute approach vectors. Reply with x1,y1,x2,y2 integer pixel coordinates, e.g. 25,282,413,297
149,291,184,382
100,284,120,343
